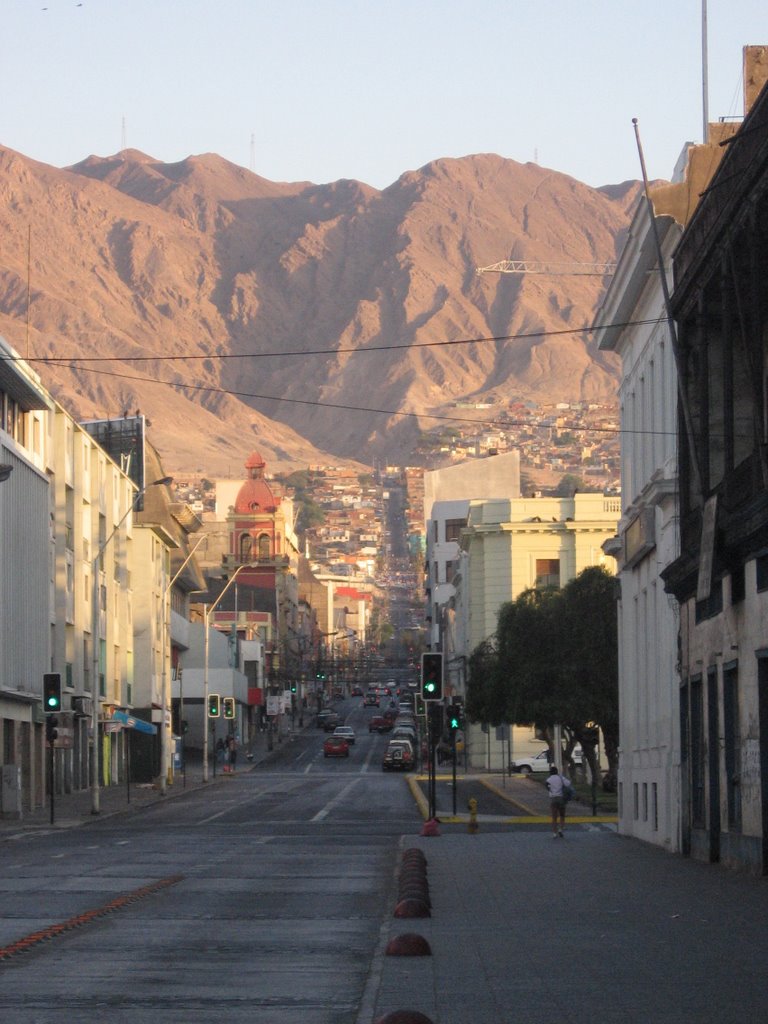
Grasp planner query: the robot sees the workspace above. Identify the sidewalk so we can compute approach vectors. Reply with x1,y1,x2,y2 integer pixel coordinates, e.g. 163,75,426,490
364,826,768,1024
0,722,294,835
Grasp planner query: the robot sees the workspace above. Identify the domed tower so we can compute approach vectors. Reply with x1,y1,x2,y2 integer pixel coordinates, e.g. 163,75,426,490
230,451,282,564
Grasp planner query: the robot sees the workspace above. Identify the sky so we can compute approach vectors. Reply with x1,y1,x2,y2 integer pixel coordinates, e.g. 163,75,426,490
2,0,766,191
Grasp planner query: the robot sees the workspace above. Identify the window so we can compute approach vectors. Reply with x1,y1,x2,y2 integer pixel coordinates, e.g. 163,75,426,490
444,518,466,543
756,553,768,592
731,564,746,604
535,558,560,589
258,534,270,559
695,579,723,622
690,677,706,828
723,664,742,832
239,533,252,561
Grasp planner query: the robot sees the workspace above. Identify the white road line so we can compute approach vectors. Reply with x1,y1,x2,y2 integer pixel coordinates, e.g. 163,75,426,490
311,777,362,822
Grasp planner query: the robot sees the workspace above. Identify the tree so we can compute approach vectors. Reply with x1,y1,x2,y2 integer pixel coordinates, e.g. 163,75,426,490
553,473,584,496
489,567,619,785
465,638,501,725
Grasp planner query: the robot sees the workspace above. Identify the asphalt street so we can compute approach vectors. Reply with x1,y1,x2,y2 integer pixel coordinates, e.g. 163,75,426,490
1,703,766,1023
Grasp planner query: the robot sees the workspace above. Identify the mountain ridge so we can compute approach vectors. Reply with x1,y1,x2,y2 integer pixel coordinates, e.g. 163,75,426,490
0,145,642,473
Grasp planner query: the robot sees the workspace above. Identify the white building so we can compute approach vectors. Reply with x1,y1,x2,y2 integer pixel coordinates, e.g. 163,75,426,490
595,122,737,852
0,337,51,816
455,493,620,770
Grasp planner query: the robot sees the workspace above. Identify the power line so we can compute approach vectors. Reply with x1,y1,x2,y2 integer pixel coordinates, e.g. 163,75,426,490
16,316,667,367
45,359,674,438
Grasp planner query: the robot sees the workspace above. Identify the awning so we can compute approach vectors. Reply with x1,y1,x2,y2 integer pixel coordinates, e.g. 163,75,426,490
112,710,157,735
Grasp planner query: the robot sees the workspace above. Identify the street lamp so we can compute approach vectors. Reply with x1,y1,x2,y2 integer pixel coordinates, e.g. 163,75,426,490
202,562,253,782
159,531,222,796
90,475,173,815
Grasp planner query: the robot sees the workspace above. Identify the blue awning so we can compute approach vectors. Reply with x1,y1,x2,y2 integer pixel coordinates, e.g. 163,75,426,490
112,710,157,735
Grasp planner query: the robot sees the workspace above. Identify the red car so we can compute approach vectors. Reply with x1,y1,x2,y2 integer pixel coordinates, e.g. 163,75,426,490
368,715,392,733
323,735,350,758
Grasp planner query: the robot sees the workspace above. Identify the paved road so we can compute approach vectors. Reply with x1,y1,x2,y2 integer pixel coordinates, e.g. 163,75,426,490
3,699,767,1024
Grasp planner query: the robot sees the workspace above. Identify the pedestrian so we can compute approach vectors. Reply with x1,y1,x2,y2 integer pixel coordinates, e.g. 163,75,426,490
215,738,225,766
545,764,571,838
227,735,237,773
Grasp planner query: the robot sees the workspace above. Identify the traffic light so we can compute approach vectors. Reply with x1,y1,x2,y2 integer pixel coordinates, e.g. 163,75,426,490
207,693,221,718
45,716,59,745
290,682,297,693
43,673,62,713
448,705,461,732
421,653,443,701
222,697,235,719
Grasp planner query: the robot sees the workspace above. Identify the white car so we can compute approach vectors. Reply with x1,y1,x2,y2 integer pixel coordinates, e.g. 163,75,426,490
509,748,583,774
333,726,356,745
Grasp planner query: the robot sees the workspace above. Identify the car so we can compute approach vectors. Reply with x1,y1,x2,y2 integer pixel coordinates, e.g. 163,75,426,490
316,709,334,728
382,739,415,772
509,748,583,774
322,712,341,732
364,691,379,707
391,726,417,744
509,750,553,774
323,735,350,758
333,725,356,745
368,716,392,733
351,685,364,697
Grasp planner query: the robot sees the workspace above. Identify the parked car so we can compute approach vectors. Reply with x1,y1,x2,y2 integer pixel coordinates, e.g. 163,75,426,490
323,735,350,758
333,725,356,745
382,739,415,772
368,716,392,733
509,748,583,774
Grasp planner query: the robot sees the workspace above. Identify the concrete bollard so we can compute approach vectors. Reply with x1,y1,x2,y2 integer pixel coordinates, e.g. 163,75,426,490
385,933,432,957
375,1012,436,1024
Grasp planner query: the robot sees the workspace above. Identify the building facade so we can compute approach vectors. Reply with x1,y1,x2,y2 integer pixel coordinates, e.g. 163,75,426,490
663,61,768,874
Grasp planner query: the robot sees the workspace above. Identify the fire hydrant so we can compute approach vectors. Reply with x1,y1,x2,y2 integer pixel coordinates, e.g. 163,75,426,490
468,796,478,834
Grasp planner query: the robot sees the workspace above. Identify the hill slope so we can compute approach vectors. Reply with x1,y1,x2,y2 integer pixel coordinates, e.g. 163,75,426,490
0,146,639,471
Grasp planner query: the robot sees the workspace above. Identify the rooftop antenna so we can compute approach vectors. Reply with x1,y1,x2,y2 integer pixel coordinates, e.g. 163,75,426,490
25,225,31,359
121,116,127,152
701,0,709,140
250,132,256,172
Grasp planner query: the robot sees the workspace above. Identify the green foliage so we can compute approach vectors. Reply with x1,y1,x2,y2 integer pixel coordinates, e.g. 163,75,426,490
553,473,584,496
466,566,619,779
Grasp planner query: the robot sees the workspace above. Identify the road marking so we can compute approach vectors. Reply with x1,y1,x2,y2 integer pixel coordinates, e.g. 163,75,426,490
311,778,363,822
0,874,184,963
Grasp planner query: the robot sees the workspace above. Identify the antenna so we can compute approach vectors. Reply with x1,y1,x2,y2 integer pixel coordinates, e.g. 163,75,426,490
122,115,127,152
250,132,256,172
701,0,709,140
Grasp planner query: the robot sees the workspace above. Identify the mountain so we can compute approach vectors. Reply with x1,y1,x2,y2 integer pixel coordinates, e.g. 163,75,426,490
0,146,640,473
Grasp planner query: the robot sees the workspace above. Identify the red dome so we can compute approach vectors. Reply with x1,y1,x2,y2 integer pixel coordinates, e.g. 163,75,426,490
234,451,277,513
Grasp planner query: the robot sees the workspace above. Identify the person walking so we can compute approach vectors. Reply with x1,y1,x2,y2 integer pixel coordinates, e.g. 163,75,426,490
546,764,571,838
227,735,237,774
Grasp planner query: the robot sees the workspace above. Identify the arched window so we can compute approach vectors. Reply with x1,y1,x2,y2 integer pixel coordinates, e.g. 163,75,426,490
239,533,252,562
258,534,271,559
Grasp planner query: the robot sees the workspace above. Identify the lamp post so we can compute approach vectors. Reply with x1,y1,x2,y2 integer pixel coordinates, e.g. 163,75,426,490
160,531,220,796
202,562,252,782
91,475,173,815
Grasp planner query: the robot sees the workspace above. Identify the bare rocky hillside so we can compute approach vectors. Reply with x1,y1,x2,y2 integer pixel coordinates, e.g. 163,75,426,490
0,146,641,472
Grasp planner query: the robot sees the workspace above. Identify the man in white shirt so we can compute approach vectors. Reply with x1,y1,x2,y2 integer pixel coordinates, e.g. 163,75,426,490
545,765,570,838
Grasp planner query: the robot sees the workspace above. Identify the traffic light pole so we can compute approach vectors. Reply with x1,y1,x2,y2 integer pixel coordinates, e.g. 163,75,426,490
48,735,55,825
452,731,457,817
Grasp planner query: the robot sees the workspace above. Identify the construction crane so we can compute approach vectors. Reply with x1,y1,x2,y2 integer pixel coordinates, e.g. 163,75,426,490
476,260,616,276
